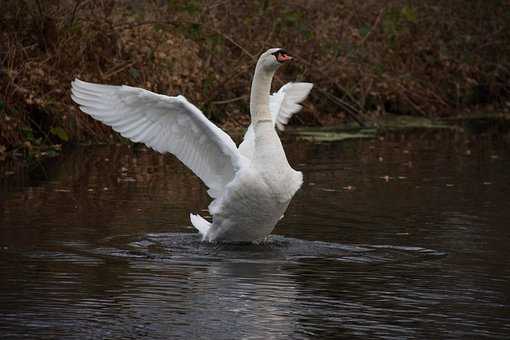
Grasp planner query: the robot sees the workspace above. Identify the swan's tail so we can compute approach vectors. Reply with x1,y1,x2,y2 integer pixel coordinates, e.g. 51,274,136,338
190,213,211,240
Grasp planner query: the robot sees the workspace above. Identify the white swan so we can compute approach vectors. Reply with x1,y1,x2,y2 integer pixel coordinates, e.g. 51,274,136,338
70,48,313,242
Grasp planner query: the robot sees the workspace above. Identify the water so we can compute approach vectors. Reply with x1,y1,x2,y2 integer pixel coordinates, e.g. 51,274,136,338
1,129,509,339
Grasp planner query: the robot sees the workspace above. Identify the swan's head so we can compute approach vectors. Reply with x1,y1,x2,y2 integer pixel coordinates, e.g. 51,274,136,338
258,48,293,71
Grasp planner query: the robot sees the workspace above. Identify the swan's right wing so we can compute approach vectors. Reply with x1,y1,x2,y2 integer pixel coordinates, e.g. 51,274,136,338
71,79,242,198
239,82,313,159
269,82,313,131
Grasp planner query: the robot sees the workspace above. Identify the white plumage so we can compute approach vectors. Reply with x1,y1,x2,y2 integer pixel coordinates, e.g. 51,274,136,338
71,48,312,242
239,82,313,160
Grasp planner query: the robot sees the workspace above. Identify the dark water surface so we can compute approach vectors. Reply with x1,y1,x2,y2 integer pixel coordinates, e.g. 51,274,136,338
1,129,509,339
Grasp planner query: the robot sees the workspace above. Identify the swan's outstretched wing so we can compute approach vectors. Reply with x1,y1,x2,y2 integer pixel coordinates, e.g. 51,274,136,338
238,82,313,159
269,82,313,131
71,79,242,198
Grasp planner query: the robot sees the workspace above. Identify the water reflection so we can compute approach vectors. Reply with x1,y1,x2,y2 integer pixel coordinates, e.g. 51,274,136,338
1,129,509,339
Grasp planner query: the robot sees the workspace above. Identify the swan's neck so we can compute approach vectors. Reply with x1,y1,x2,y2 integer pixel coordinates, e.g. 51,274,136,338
250,62,276,122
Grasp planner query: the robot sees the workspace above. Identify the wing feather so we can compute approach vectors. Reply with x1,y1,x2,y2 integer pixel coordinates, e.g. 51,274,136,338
238,82,313,160
270,82,313,131
71,79,243,198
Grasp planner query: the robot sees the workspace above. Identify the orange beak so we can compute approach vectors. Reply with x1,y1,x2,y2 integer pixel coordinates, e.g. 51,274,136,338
277,53,293,62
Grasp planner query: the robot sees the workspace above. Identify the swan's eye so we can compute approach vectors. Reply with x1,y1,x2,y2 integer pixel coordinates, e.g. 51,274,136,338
272,50,293,63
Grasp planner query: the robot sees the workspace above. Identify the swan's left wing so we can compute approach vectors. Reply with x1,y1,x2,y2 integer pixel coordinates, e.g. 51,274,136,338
269,82,313,131
71,79,242,198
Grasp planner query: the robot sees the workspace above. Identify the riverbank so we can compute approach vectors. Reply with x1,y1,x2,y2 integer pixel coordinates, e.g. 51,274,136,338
1,112,509,179
1,1,509,159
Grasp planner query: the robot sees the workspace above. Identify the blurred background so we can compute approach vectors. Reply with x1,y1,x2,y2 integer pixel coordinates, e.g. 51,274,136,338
1,0,509,153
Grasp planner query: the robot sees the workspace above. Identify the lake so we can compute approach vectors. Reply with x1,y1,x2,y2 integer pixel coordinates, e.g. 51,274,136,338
1,127,509,339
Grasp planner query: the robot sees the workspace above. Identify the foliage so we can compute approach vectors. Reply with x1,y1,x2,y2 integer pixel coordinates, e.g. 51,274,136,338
0,0,509,156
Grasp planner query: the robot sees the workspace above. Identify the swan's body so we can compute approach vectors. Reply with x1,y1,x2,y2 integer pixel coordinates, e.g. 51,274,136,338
71,48,312,242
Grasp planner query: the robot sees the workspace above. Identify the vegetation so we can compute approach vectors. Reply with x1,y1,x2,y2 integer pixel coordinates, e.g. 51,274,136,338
1,0,509,159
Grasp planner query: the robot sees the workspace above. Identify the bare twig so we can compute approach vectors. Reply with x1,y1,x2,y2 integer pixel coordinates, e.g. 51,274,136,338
35,0,44,18
213,29,256,60
293,51,365,112
100,61,136,80
67,0,91,26
359,8,384,46
210,95,248,105
315,87,367,127
113,19,178,31
205,62,251,104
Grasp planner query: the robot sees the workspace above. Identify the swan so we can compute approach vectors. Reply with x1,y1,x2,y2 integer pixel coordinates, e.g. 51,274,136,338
70,48,313,242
